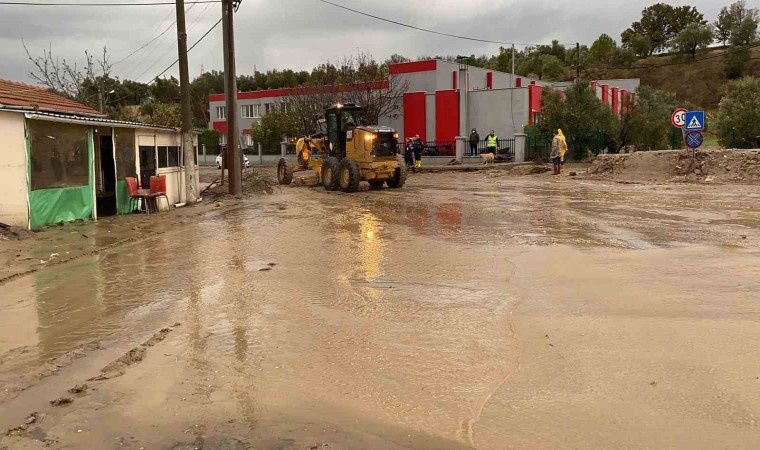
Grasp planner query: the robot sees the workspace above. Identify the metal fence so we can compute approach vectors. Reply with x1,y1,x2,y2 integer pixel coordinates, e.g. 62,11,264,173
526,133,551,162
467,138,515,160
398,139,515,160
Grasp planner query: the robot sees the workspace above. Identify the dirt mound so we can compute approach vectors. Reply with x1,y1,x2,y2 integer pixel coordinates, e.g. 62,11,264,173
587,149,760,184
205,168,276,199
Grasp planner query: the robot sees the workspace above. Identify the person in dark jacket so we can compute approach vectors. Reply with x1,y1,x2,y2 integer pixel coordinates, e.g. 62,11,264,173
469,129,480,156
404,137,415,168
412,135,424,171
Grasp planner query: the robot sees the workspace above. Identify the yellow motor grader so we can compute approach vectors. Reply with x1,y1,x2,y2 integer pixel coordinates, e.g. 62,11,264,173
277,104,406,192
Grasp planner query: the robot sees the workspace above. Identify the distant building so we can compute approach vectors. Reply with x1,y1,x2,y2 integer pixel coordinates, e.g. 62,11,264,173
208,59,639,145
0,79,197,229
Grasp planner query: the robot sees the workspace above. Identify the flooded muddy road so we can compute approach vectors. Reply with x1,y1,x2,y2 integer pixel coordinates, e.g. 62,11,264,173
2,172,760,449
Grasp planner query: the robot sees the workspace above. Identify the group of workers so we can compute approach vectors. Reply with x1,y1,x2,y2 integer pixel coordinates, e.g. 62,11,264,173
405,128,569,174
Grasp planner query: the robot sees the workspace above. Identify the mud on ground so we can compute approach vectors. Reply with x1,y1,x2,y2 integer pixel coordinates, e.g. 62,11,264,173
586,148,760,184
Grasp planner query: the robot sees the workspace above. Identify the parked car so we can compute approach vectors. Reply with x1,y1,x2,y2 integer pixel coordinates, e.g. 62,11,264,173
216,154,250,169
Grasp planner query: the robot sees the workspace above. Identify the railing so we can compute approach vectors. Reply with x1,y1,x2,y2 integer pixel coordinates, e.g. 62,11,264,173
526,133,551,162
399,139,516,161
467,138,515,160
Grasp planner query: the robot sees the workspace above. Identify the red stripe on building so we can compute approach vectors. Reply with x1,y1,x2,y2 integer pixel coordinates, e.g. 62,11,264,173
452,71,458,90
486,72,493,89
528,85,543,125
213,121,227,133
515,77,522,88
611,87,619,115
620,90,628,113
435,90,459,142
388,60,437,75
601,85,610,104
403,92,427,141
208,80,390,103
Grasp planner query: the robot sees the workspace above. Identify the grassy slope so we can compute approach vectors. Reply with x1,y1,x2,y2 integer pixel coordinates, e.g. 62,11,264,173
589,47,760,109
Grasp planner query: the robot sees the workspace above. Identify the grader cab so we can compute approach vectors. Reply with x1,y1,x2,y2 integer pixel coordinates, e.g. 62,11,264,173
277,104,406,192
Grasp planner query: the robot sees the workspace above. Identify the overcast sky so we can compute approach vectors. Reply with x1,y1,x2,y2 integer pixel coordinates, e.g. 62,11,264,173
0,0,729,85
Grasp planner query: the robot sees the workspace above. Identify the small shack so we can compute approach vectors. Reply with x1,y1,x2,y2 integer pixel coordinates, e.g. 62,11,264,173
0,79,198,229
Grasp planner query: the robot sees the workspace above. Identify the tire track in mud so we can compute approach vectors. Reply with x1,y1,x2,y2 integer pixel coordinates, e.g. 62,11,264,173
459,253,526,448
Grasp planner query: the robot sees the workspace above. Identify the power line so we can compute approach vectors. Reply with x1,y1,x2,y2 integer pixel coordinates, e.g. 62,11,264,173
135,2,212,81
0,1,218,5
316,0,548,48
112,20,176,66
150,17,222,82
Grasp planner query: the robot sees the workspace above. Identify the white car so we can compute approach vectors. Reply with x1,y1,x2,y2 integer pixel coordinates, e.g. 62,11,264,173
216,154,250,169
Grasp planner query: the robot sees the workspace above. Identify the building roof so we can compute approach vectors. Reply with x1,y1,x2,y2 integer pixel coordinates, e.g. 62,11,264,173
0,79,104,117
25,111,181,132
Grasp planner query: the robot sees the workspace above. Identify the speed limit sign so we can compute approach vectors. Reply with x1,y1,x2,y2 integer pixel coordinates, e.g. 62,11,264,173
672,108,687,128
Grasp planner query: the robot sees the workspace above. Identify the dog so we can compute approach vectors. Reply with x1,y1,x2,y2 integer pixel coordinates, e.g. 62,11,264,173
480,153,495,165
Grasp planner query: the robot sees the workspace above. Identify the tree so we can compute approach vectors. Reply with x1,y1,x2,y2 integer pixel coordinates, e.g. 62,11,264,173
614,86,692,151
538,82,615,159
199,129,222,155
141,102,181,127
621,4,706,55
675,23,715,59
519,52,566,81
714,76,760,148
150,76,180,104
715,1,759,45
590,34,617,65
23,43,113,110
724,4,759,78
249,109,299,152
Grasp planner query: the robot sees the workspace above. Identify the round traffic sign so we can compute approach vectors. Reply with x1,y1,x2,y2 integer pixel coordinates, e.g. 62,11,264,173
672,108,687,128
685,130,704,149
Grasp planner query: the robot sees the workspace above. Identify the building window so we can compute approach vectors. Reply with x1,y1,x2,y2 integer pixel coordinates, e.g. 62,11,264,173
253,104,260,117
158,146,181,168
216,106,226,120
265,103,276,114
242,104,258,119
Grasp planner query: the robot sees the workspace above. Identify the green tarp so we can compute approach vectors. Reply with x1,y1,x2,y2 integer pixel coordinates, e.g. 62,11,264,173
115,179,133,215
28,186,94,228
26,120,95,228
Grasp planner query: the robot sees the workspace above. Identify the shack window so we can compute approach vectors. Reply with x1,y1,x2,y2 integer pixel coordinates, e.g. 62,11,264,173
29,120,89,190
157,145,181,168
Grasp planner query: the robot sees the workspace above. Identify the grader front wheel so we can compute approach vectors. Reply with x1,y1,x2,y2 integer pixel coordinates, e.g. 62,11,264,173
277,158,293,185
322,157,341,191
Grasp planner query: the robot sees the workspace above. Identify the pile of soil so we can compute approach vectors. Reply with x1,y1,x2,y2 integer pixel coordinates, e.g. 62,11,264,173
587,149,760,184
204,168,277,199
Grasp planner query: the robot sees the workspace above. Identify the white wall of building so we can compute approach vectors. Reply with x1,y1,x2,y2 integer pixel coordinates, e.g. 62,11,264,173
0,111,30,227
468,88,530,140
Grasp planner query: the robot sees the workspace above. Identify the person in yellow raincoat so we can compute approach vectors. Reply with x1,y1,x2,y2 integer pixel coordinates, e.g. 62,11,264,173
557,129,569,173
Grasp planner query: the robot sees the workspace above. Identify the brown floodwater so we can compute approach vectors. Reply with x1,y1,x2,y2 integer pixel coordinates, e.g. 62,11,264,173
1,172,760,449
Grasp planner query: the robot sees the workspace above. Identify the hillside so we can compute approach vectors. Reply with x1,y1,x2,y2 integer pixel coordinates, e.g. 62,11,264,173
591,46,760,109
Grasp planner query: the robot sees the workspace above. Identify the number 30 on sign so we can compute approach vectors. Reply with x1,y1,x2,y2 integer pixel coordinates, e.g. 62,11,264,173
671,108,687,128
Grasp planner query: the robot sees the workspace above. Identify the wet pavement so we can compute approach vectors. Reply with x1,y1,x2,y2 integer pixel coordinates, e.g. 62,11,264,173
1,172,760,449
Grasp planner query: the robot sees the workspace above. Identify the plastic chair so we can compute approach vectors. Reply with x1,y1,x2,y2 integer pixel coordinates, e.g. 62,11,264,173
125,177,150,214
149,176,169,212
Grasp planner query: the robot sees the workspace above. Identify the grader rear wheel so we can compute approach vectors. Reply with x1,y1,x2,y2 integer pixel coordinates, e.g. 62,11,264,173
277,158,293,185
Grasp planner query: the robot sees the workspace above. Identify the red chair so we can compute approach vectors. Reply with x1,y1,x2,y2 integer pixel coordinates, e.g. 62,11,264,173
149,176,169,211
125,177,151,214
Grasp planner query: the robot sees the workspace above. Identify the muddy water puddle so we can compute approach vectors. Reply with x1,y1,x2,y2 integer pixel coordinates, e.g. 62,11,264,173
2,173,760,448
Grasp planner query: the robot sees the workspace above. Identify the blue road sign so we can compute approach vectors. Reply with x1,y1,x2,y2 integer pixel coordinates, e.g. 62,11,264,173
684,111,705,131
685,131,704,149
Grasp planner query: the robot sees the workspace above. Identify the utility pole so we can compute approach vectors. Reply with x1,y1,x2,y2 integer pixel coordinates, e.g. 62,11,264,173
576,42,581,81
511,44,516,88
222,0,242,196
176,0,197,204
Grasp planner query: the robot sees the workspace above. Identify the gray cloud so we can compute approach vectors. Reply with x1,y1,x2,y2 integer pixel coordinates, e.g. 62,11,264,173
0,0,728,85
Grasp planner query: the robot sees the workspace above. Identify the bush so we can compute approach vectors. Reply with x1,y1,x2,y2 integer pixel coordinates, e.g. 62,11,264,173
615,86,694,151
714,76,760,148
199,129,222,155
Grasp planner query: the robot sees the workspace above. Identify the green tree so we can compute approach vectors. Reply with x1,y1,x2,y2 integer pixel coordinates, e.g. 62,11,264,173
519,53,565,81
622,4,706,55
249,109,299,152
615,86,691,151
141,102,181,127
675,23,715,59
724,4,759,78
199,129,222,155
590,34,617,65
714,76,760,148
715,1,759,45
539,82,615,159
150,76,181,103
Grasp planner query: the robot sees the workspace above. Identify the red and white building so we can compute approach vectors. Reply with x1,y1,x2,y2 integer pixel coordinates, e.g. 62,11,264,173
208,59,639,145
